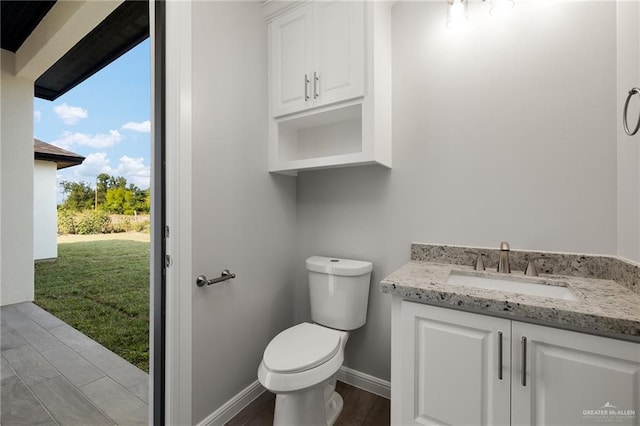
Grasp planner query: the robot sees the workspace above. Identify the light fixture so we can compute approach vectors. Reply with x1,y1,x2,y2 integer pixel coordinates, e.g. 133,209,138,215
489,0,515,17
447,0,468,28
446,0,515,27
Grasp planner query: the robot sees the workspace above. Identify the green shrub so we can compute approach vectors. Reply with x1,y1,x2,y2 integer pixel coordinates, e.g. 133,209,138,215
121,217,133,232
109,223,128,233
134,220,150,233
58,210,77,234
75,211,112,235
57,210,150,235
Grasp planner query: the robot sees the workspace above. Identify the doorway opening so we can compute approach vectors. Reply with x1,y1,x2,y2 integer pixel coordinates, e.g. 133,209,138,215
1,1,165,425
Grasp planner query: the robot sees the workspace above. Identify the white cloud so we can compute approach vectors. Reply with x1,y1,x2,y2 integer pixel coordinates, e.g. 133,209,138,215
53,130,122,150
75,152,111,178
34,110,41,122
72,153,150,189
53,103,88,125
121,120,150,133
113,156,151,188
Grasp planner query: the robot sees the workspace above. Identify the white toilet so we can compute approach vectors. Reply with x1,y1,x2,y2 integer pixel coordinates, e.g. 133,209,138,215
257,256,373,426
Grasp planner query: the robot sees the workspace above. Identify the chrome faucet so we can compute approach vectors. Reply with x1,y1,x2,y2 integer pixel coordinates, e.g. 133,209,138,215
497,241,511,273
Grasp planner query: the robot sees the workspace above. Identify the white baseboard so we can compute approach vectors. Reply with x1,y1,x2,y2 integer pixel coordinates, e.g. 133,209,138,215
197,367,390,425
337,366,391,399
196,380,266,426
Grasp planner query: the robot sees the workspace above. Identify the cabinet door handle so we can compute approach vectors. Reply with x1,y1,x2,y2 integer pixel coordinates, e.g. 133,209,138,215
521,336,527,386
498,331,503,380
313,71,319,99
304,74,310,101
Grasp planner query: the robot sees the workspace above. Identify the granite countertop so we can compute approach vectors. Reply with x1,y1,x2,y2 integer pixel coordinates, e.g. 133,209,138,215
381,260,640,341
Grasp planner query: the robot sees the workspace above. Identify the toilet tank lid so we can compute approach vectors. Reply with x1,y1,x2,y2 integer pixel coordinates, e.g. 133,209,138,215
306,256,373,276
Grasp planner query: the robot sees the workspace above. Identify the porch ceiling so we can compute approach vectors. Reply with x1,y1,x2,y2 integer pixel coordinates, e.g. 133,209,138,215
34,0,149,101
0,1,57,53
2,1,149,101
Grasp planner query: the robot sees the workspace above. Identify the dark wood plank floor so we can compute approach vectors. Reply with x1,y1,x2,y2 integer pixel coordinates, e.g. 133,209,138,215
226,381,390,426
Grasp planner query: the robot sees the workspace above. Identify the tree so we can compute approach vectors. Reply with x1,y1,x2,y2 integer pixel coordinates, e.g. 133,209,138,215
60,181,94,211
96,173,110,206
105,186,127,214
60,174,151,214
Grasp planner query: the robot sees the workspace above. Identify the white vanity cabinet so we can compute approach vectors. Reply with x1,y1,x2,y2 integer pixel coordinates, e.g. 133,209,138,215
392,299,640,426
511,322,640,426
397,301,511,425
264,1,391,174
269,1,364,117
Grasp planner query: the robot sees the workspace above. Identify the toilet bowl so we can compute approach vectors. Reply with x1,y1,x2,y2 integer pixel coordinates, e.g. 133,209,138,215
257,256,373,426
258,323,349,425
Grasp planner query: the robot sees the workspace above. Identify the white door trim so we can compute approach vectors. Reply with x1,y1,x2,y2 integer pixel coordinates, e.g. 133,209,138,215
164,1,193,424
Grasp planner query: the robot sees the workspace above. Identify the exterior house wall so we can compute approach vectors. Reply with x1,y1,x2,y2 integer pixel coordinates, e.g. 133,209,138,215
34,160,58,261
1,1,116,307
295,1,618,382
1,49,35,306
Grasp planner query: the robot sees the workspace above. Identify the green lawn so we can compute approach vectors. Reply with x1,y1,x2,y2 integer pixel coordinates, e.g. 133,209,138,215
35,240,150,372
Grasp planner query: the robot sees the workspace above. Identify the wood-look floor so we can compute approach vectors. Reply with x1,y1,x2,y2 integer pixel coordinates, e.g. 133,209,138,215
226,381,390,426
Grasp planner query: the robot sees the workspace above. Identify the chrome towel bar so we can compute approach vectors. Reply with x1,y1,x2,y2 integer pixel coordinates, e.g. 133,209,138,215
196,270,236,287
623,87,640,136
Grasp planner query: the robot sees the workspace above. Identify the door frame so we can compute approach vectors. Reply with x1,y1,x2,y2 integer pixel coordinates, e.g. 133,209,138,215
158,1,193,424
151,0,167,424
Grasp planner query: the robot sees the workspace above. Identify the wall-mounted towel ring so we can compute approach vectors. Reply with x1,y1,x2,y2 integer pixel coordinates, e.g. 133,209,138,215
623,87,640,136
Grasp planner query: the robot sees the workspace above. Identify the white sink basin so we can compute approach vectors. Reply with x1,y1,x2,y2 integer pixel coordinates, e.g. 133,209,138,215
447,272,580,301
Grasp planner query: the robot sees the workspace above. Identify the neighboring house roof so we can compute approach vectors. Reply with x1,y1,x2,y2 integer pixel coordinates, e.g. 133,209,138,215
34,138,85,170
1,0,149,101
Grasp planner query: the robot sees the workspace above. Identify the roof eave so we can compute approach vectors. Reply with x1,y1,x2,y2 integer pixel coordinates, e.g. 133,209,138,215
34,152,85,170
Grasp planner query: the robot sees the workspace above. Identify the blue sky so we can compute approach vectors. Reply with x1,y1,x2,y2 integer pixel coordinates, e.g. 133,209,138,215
34,39,150,202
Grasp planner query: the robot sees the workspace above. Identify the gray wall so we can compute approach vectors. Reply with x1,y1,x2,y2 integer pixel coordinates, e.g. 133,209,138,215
617,1,640,262
295,1,619,381
190,2,297,423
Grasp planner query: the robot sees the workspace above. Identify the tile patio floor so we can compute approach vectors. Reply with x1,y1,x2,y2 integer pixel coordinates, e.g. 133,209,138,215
1,302,149,425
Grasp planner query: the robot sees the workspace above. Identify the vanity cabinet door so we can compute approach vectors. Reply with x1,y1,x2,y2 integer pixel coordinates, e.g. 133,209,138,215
400,302,511,426
511,322,640,426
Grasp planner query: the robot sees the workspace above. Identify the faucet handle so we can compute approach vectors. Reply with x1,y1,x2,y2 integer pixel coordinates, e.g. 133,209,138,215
465,251,485,271
524,256,545,276
500,241,510,251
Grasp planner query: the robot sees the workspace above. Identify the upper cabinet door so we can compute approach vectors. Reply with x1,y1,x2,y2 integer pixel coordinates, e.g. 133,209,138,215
270,4,313,117
511,322,640,426
312,1,365,108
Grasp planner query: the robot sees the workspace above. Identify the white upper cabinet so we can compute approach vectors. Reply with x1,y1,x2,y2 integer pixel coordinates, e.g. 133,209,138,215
270,4,313,116
265,1,392,175
270,1,364,117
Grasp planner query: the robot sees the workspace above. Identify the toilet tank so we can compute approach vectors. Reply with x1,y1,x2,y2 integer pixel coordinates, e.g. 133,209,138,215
306,256,373,331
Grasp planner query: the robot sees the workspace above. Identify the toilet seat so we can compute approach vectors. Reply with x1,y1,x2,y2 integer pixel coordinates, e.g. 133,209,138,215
258,323,348,393
263,323,341,373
